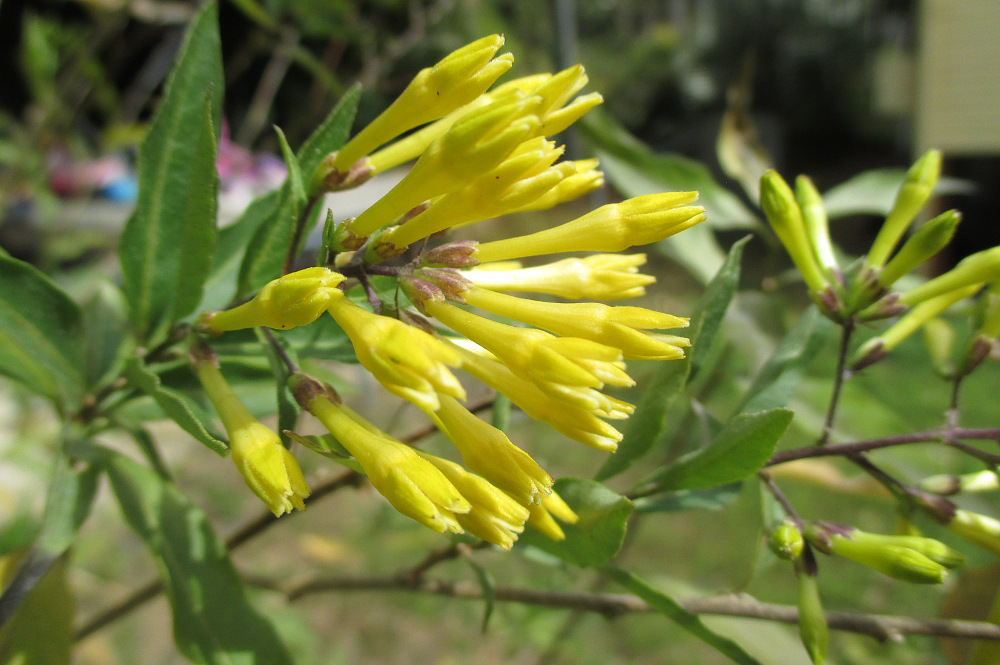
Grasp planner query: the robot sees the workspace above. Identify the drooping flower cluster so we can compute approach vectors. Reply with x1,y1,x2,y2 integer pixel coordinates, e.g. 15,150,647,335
192,36,704,546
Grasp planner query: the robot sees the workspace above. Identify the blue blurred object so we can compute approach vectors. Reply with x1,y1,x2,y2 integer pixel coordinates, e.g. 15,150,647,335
100,176,138,202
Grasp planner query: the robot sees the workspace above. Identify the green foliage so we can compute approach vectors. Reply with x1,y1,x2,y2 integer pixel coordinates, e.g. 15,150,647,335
519,478,632,567
0,555,73,665
0,254,84,409
119,1,223,344
103,450,293,665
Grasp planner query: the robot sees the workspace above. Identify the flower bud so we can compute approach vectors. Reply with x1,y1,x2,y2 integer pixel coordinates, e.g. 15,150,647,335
900,246,1000,307
804,522,952,584
760,170,830,295
474,192,705,262
866,150,942,268
331,35,513,171
796,561,828,665
795,175,838,274
878,210,961,288
199,267,345,333
921,470,1000,495
769,520,805,561
946,509,1000,556
464,253,654,301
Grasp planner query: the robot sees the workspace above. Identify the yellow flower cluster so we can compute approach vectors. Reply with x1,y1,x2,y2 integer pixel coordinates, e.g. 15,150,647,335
193,36,705,547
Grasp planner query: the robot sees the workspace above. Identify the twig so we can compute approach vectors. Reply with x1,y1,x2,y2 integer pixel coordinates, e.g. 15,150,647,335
818,320,854,446
767,428,1000,466
261,327,300,374
266,574,1000,642
759,470,800,522
283,196,321,275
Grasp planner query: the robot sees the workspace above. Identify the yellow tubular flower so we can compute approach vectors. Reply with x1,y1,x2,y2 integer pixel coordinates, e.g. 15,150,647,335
434,395,552,505
506,159,605,213
381,139,568,248
424,298,629,395
303,395,471,533
367,75,554,173
464,254,655,301
527,491,580,541
349,96,543,238
473,193,705,263
331,35,514,171
327,297,465,412
200,267,344,333
192,355,309,516
759,170,830,294
417,451,530,549
461,285,690,360
449,341,626,451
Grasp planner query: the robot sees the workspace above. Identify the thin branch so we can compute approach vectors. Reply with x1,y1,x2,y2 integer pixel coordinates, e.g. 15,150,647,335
261,327,300,374
283,195,321,275
265,574,1000,642
759,470,800,522
818,320,854,446
767,428,1000,467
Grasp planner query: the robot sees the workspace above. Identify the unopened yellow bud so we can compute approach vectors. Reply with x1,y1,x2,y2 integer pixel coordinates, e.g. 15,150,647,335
326,297,465,412
795,175,838,274
464,253,653,301
382,139,568,247
900,246,1000,306
805,523,951,584
351,96,542,237
509,159,605,213
304,396,471,533
947,509,1000,556
424,298,629,397
332,35,513,171
851,283,983,369
760,170,829,294
192,356,309,516
796,568,828,665
474,192,705,262
867,150,942,268
199,267,344,333
769,520,804,560
435,395,552,505
879,210,961,288
461,286,689,360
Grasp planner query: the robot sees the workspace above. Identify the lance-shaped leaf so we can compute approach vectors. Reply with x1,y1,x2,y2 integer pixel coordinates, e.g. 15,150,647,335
119,1,223,343
0,254,84,409
237,86,360,297
124,357,227,455
601,567,764,665
103,450,293,665
645,409,793,492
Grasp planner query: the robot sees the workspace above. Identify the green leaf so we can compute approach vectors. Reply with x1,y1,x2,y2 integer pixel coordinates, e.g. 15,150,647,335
119,1,222,343
297,84,361,175
82,280,131,390
633,484,741,514
647,409,793,492
103,450,293,665
595,360,689,481
0,457,99,627
124,356,228,455
689,236,749,379
600,567,763,665
0,254,84,408
238,87,360,297
274,126,307,211
518,478,632,567
0,555,73,665
736,308,833,414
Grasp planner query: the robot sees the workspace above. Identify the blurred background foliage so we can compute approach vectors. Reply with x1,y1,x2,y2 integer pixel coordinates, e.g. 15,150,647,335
2,1,1000,664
